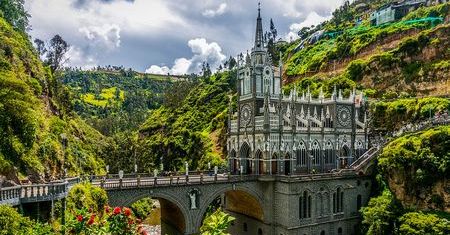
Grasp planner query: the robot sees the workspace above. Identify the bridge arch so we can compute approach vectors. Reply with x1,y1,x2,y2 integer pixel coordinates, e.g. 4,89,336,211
111,190,191,235
194,183,265,230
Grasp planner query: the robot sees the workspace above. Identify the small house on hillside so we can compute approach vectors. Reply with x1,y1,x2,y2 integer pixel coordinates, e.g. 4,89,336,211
370,0,428,25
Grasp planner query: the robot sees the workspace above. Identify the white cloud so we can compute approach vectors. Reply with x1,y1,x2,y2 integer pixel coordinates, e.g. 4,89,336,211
202,3,227,18
146,38,225,75
66,46,98,69
79,24,121,50
284,11,331,41
145,65,170,74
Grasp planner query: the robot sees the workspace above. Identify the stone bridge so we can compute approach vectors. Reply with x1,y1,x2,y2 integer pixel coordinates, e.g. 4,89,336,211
93,174,265,234
92,171,372,235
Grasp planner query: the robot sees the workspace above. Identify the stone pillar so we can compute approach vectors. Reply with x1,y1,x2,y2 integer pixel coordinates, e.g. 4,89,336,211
61,198,66,235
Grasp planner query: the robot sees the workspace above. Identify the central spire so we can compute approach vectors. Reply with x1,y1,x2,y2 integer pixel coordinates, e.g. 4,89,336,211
254,2,264,51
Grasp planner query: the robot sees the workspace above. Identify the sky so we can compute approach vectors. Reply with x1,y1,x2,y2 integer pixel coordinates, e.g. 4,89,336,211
25,0,346,74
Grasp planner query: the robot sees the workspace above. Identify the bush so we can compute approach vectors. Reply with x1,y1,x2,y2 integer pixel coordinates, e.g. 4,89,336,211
361,189,401,235
378,125,450,186
67,182,108,214
200,208,235,235
0,205,53,235
130,197,154,220
398,212,450,235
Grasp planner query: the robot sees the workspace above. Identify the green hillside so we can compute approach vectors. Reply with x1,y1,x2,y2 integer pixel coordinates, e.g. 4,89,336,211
135,72,235,172
59,69,173,135
0,16,109,183
282,2,450,98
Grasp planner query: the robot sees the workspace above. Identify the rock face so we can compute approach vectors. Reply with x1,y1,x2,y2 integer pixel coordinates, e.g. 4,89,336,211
387,169,449,212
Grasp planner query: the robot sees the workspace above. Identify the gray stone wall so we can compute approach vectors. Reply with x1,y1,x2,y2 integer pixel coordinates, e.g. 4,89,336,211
106,174,371,235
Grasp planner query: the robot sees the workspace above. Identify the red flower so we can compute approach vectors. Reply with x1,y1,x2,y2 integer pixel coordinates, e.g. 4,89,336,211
87,214,95,225
123,207,132,217
104,205,110,213
113,207,121,215
76,215,83,222
128,219,134,225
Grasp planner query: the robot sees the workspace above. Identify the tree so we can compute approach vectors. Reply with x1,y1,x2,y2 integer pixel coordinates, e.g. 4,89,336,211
200,208,235,235
270,18,277,40
0,0,29,32
46,34,70,72
266,18,279,66
227,56,236,70
34,38,46,56
202,62,212,79
398,212,450,235
361,189,400,235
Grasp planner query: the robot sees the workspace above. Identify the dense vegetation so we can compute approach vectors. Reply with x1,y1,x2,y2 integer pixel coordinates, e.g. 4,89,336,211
361,125,450,234
60,68,172,135
134,71,236,173
361,188,450,235
0,15,110,182
370,97,450,130
282,2,450,98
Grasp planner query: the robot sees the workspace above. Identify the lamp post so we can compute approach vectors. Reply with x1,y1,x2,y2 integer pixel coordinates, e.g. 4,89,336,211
60,133,67,179
118,170,123,188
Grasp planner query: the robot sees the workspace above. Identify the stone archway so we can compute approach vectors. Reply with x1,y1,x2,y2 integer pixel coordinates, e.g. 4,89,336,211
284,153,291,175
194,184,265,232
340,145,350,168
230,149,237,174
240,142,251,174
271,153,278,175
112,191,190,235
255,150,263,175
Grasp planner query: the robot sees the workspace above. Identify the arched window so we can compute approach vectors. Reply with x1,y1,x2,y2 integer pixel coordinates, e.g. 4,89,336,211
312,141,321,166
258,228,263,235
356,140,365,158
338,227,343,235
320,231,325,235
243,223,247,231
325,141,334,164
333,187,344,213
296,142,307,166
357,194,362,211
317,193,324,216
299,190,311,219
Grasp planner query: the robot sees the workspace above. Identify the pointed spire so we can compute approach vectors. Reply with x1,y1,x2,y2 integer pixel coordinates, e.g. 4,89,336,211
254,2,264,51
321,107,325,121
338,89,343,100
245,51,251,65
332,85,337,101
319,87,324,100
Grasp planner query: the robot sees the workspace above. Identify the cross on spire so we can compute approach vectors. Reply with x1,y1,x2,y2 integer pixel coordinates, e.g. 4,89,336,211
254,2,264,51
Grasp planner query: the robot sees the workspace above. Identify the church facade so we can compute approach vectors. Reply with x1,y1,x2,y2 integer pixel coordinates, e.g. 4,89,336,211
227,7,369,176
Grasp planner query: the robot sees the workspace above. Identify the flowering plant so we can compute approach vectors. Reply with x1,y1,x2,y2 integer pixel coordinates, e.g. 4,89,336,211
66,205,146,235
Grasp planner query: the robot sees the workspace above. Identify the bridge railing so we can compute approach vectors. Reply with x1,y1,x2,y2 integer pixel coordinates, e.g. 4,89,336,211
0,177,80,205
95,173,260,190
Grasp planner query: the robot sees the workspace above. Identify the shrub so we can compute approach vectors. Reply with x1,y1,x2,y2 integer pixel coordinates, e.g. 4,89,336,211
398,212,450,235
0,205,53,235
130,197,154,220
67,182,108,214
200,208,235,235
361,189,401,235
